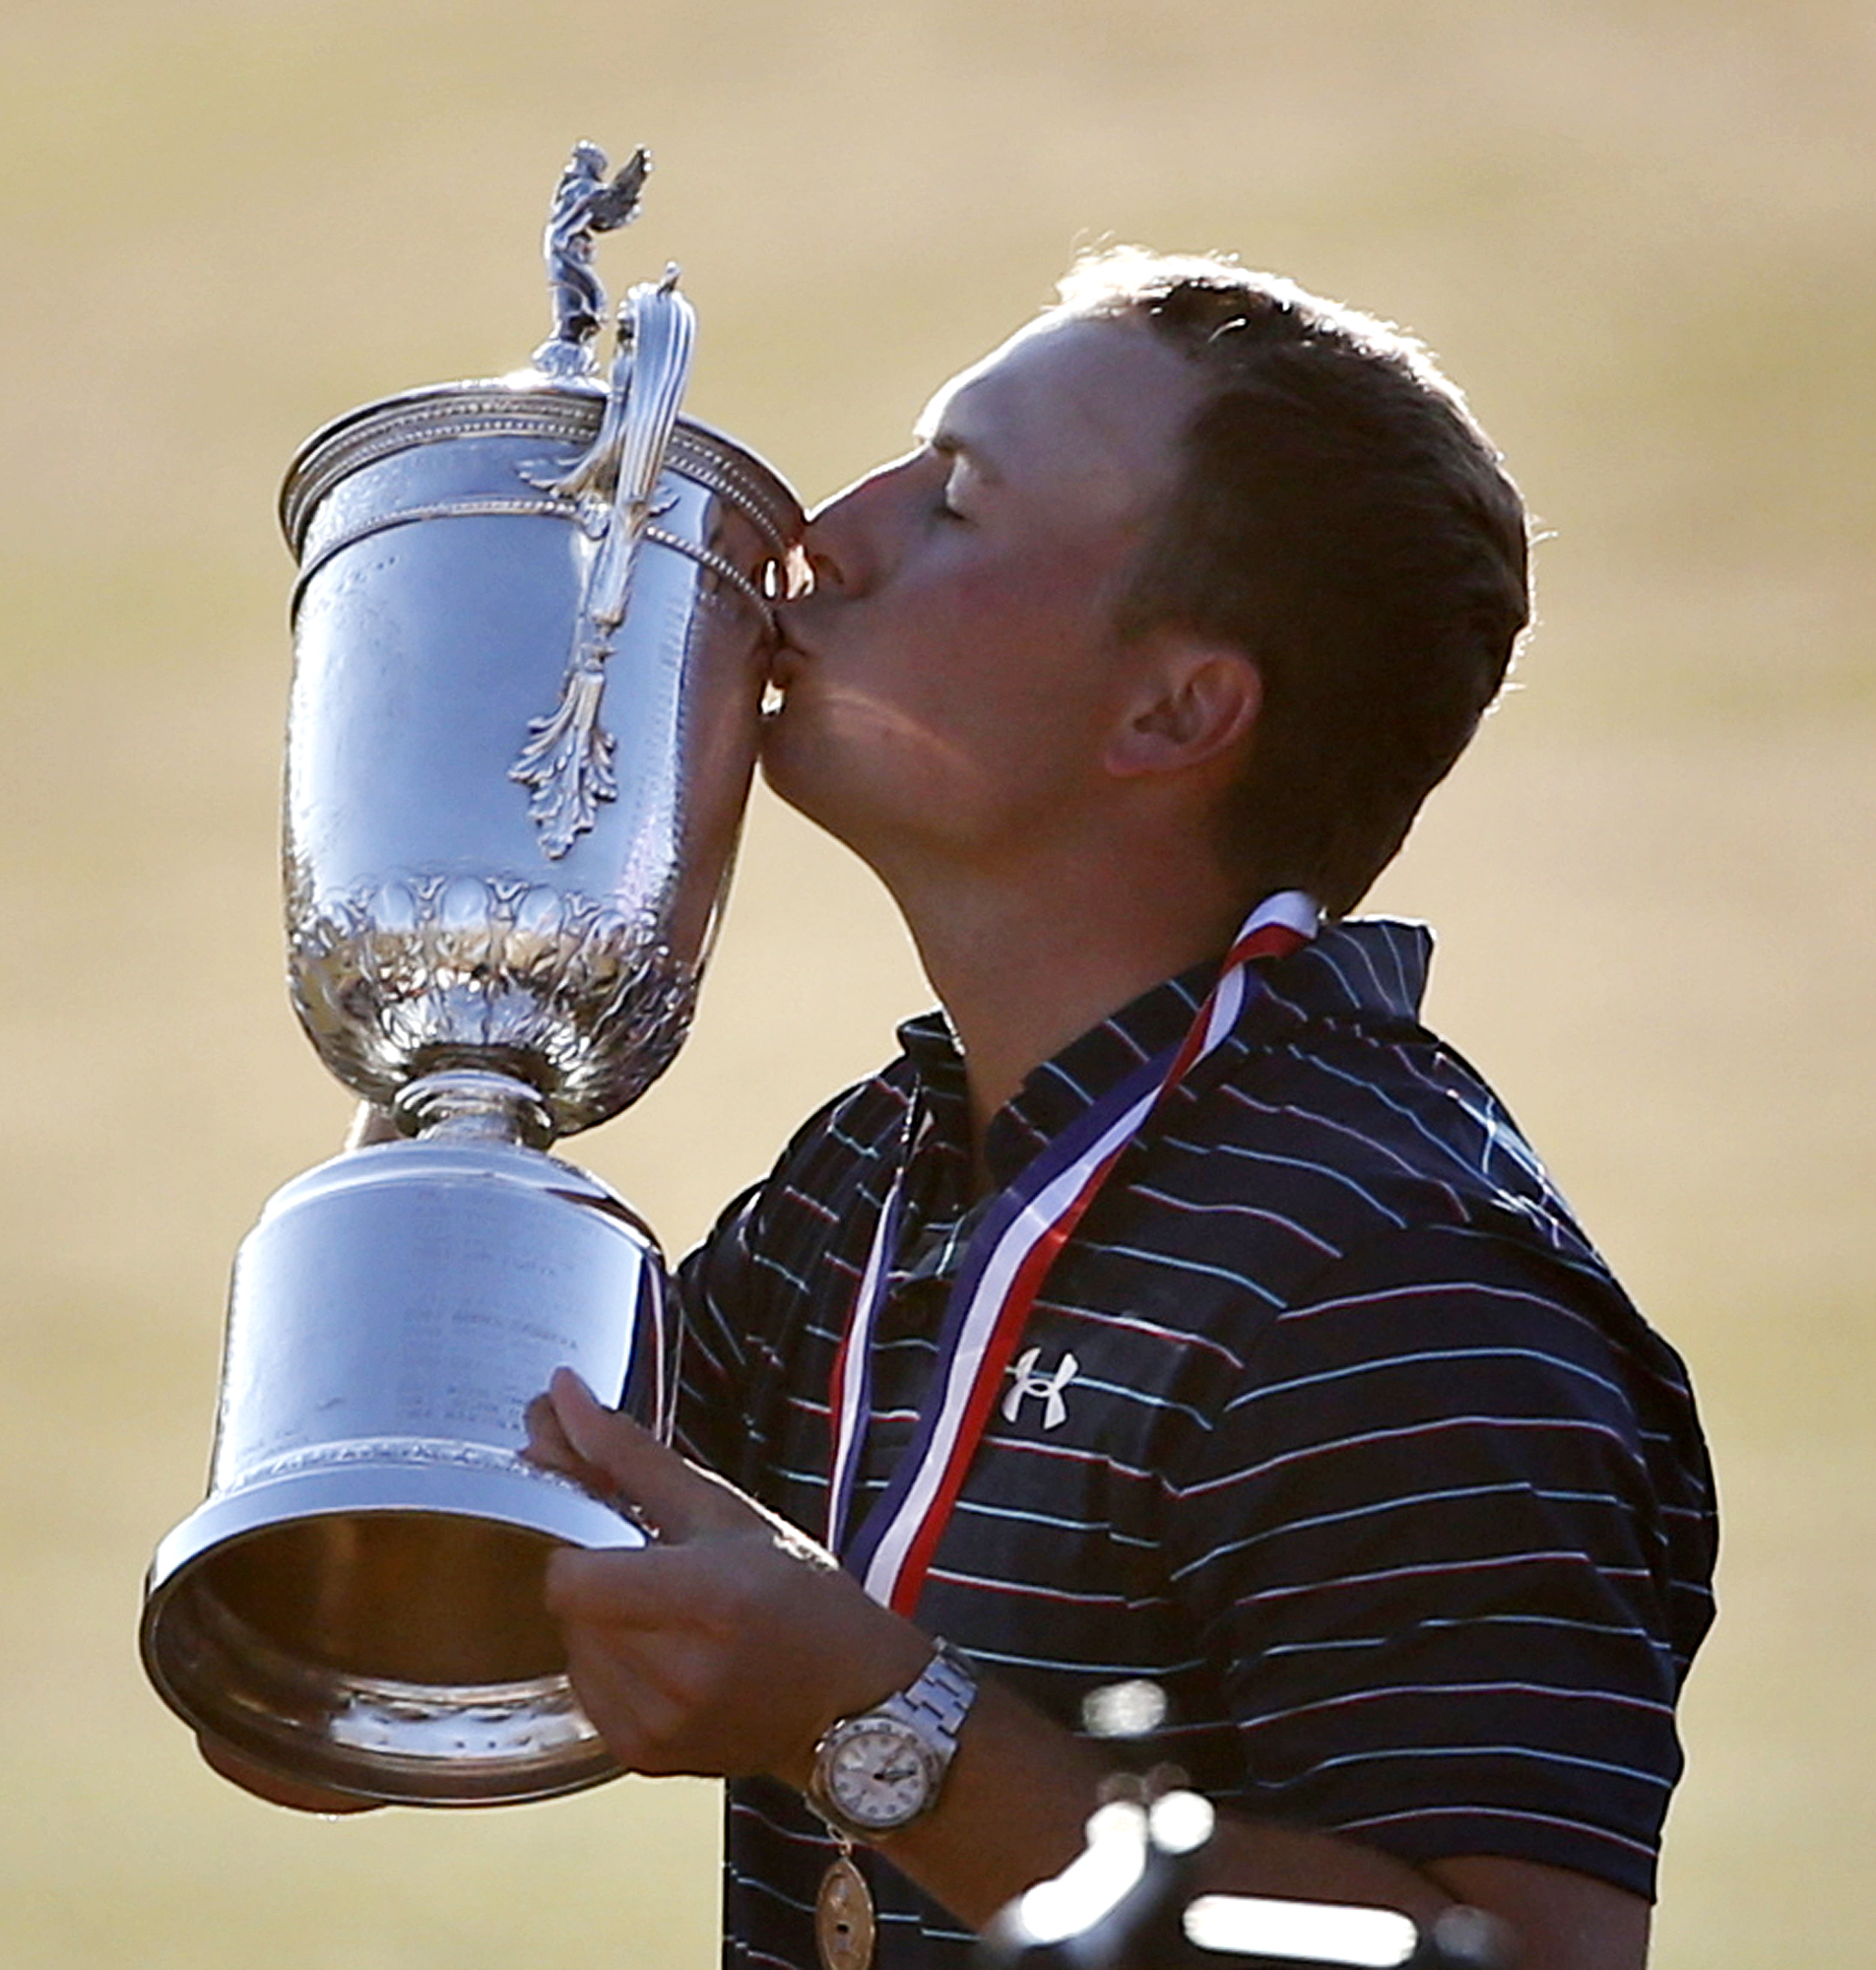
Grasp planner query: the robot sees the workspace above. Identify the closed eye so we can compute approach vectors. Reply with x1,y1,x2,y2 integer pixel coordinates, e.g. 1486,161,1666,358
927,446,973,522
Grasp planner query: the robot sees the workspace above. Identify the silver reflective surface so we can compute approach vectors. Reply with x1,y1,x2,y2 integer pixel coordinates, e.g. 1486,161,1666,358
281,382,802,1135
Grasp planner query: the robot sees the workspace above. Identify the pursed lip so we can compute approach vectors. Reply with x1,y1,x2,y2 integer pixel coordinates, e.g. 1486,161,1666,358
761,634,808,721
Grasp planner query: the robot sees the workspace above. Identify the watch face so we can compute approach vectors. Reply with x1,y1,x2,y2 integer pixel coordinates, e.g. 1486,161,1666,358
823,1721,937,1831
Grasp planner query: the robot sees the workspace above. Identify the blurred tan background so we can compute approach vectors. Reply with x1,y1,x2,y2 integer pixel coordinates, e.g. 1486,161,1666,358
2,2,1871,1964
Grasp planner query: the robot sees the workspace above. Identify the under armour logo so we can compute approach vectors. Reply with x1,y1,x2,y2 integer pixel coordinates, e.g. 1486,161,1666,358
1003,1346,1080,1430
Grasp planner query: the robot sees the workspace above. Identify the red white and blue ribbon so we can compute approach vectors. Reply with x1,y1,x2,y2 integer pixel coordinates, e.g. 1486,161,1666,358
825,890,1320,1614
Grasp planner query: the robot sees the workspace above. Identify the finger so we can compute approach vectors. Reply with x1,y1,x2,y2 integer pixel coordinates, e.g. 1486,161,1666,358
548,1369,753,1541
558,1625,699,1776
544,1538,706,1629
522,1389,574,1461
521,1390,606,1487
343,1102,401,1150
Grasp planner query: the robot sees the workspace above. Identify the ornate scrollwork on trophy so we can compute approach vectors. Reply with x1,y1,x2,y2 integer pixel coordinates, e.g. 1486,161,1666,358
287,867,699,1133
507,645,623,860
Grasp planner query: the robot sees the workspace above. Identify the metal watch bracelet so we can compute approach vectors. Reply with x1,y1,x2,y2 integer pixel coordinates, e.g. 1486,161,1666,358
806,1639,979,1843
879,1639,978,1746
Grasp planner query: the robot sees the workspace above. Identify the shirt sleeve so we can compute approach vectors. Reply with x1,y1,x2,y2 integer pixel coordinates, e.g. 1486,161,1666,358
671,1179,767,1487
666,1064,919,1498
1164,1222,1716,1899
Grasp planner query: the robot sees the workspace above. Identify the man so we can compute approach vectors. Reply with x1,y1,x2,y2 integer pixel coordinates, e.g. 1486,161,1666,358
226,249,1716,1969
522,250,1715,1970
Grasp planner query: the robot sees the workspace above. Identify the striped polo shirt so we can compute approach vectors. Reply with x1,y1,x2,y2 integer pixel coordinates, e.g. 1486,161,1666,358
676,917,1717,1970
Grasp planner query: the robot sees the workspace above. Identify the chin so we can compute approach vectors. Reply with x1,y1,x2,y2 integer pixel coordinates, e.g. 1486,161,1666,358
755,717,820,820
755,702,938,874
755,735,876,863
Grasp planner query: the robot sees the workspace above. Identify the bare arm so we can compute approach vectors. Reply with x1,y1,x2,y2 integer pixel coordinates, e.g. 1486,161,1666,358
528,1372,1648,1968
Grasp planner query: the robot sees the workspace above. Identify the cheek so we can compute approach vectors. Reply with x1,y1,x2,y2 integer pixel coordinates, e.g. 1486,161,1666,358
905,548,1118,689
768,530,1129,821
761,667,990,826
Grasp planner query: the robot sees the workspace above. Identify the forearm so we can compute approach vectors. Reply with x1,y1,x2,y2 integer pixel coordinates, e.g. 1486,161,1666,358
814,1661,1453,1935
773,1641,1645,1967
526,1377,1647,1968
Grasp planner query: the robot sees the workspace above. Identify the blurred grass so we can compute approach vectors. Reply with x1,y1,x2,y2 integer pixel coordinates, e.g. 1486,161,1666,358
3,2,1872,1965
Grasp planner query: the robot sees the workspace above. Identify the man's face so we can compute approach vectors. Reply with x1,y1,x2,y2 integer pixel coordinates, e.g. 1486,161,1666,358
763,311,1204,882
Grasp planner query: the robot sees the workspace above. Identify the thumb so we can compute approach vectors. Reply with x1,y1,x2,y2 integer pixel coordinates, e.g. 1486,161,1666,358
547,1368,752,1543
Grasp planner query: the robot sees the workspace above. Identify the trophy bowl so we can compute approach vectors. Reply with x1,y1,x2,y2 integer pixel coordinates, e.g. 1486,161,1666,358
140,145,804,1805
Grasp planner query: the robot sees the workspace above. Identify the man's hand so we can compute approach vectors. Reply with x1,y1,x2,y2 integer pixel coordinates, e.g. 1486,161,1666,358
524,1369,931,1787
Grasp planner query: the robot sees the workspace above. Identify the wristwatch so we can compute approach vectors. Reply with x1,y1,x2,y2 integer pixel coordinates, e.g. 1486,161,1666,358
805,1641,979,1842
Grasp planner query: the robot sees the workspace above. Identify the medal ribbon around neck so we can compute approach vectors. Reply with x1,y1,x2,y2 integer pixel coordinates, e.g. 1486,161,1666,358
824,889,1320,1615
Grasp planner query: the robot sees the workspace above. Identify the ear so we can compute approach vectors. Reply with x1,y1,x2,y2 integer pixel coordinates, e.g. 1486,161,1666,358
1103,633,1262,779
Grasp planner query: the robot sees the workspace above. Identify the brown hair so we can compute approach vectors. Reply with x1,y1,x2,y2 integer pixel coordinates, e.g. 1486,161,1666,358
1060,249,1530,917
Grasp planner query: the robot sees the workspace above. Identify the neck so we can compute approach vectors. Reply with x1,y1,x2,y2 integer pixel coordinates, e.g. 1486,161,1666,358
887,846,1251,1187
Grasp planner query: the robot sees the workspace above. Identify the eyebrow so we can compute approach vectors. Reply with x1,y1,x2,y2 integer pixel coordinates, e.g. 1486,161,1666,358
912,398,1004,482
906,418,997,483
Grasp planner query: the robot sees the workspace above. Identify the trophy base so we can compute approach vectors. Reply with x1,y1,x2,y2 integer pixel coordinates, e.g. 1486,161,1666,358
140,1134,668,1806
142,1458,644,1805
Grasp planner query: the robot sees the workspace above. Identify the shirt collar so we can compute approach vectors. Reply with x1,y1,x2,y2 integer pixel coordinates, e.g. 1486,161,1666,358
896,917,1434,1195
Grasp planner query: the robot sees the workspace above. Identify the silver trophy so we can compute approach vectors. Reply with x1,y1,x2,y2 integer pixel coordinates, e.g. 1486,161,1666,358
141,145,803,1806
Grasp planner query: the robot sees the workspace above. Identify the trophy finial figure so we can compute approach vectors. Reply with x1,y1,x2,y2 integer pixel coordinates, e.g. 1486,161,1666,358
533,141,653,378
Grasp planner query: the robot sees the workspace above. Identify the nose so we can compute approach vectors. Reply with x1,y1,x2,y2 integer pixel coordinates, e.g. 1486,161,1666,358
797,517,852,600
791,452,915,602
796,485,869,599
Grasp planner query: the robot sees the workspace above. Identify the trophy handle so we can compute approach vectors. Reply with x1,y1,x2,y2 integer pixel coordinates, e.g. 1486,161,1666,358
585,270,699,631
512,272,699,858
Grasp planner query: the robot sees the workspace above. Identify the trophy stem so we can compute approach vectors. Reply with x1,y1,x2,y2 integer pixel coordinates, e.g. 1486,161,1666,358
395,1068,556,1149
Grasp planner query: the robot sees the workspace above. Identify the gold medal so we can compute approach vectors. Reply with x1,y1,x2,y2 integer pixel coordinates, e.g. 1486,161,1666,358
815,1852,876,1970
